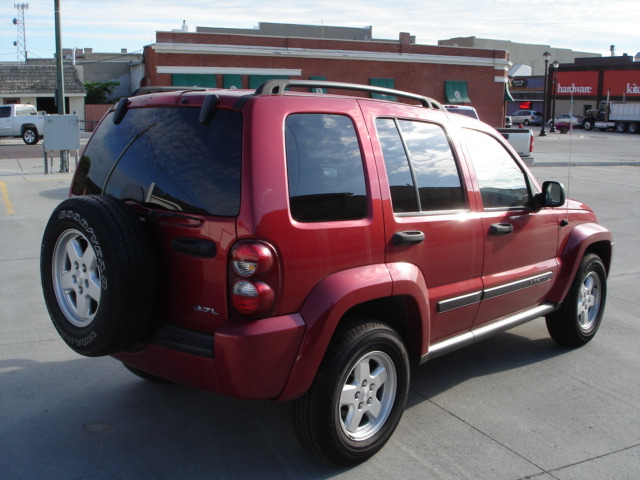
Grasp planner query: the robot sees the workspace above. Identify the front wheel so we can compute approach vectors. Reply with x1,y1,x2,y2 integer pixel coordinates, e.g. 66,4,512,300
546,254,607,347
22,127,39,145
292,319,410,466
583,119,594,131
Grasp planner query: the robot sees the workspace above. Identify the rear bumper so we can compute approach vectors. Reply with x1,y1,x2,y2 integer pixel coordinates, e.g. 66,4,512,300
114,314,306,399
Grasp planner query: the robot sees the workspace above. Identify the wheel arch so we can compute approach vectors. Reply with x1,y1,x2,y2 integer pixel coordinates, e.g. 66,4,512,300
277,262,430,400
21,123,39,134
551,223,613,303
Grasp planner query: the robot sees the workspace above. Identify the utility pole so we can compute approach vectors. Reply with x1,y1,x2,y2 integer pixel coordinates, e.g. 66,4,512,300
54,0,65,115
13,3,29,63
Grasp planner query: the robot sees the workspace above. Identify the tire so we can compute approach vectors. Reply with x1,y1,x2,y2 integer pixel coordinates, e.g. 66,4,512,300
546,254,607,347
628,123,638,134
123,363,171,383
523,119,530,126
583,119,594,131
22,127,39,145
615,122,626,133
292,319,410,466
40,195,157,357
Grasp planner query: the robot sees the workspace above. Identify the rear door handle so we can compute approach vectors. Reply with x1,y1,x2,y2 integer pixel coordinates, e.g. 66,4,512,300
393,230,425,245
489,223,514,235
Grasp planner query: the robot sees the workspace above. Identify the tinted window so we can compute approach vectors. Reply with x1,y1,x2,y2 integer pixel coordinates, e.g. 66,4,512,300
461,129,530,209
286,114,367,222
376,118,466,213
72,107,242,217
0,107,10,118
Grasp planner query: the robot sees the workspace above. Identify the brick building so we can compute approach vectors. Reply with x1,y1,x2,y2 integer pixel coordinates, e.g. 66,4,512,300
142,24,511,127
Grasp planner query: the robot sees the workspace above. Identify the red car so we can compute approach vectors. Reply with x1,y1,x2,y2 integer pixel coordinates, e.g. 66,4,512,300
41,80,612,465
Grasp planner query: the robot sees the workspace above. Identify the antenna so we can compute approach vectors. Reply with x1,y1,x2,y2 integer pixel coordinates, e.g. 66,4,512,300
12,3,28,63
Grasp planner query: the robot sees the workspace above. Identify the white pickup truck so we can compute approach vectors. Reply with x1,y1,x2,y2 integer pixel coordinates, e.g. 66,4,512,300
0,104,45,145
496,127,534,165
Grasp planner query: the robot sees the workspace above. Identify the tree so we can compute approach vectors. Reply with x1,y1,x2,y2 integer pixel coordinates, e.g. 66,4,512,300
83,81,121,104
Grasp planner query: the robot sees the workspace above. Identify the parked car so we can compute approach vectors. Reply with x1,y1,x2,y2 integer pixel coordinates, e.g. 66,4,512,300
40,80,612,466
547,114,583,128
510,109,543,126
0,103,44,144
443,104,479,119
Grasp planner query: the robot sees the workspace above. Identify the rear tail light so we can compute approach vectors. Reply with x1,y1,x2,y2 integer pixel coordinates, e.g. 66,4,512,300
529,134,535,153
229,240,278,316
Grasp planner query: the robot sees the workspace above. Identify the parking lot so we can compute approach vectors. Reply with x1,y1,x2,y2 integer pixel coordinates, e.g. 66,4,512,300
1,131,639,479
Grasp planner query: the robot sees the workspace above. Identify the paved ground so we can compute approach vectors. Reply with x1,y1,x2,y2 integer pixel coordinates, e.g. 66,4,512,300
0,131,638,479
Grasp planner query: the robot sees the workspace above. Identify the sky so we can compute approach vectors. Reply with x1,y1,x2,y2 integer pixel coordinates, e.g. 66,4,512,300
0,1,638,62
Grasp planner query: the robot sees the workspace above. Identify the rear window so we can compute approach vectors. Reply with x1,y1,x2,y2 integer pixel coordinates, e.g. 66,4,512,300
72,107,242,217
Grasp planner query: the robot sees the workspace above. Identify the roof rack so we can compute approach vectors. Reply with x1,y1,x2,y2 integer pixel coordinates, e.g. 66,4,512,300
131,86,208,97
255,79,443,110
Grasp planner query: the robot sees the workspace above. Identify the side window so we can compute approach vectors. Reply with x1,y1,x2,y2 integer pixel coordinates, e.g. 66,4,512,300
376,118,466,213
286,114,367,222
461,128,531,209
0,107,10,118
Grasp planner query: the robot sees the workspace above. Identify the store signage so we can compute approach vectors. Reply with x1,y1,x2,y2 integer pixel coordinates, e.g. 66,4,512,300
603,71,640,97
555,71,598,96
512,79,527,87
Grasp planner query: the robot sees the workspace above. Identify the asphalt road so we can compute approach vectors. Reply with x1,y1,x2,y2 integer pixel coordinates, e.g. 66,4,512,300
0,131,638,479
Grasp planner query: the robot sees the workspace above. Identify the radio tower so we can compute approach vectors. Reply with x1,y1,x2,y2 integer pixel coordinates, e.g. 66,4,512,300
13,3,29,63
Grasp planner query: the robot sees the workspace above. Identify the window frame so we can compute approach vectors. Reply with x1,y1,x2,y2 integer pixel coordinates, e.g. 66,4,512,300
285,112,369,223
375,116,469,217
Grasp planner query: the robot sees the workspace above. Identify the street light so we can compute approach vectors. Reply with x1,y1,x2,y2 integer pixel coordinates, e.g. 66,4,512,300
539,51,551,136
550,60,560,132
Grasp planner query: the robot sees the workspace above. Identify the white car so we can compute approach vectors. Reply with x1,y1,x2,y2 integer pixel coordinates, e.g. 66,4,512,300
547,114,583,128
510,109,543,126
443,104,479,119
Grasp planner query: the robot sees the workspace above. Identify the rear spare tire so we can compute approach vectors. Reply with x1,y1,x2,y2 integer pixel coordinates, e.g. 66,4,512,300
40,195,157,356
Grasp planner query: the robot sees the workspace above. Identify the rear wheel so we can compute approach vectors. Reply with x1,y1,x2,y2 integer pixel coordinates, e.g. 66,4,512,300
292,319,410,466
546,254,607,347
628,122,638,134
615,122,626,133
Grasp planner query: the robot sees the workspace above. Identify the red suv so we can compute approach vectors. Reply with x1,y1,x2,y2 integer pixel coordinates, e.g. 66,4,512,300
40,80,612,465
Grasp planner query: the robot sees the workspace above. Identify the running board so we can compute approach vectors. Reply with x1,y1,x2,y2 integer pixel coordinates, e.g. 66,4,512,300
420,303,557,364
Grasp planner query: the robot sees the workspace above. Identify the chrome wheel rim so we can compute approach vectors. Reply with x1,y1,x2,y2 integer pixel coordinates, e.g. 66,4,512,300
52,229,102,328
577,271,601,332
339,351,397,441
24,130,35,143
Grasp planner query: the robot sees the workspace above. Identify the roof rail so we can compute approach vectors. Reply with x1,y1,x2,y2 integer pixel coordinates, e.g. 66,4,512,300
255,79,443,110
131,86,207,97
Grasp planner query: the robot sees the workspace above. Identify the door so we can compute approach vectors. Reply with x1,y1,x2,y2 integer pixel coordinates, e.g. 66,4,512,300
459,128,559,326
0,106,12,136
373,115,484,343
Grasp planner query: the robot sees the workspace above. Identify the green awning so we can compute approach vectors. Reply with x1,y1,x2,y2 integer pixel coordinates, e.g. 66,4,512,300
369,78,397,101
444,81,471,103
223,74,242,89
504,82,514,102
172,74,217,88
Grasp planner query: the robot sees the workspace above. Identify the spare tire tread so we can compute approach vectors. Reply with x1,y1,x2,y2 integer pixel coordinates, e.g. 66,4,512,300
41,195,157,356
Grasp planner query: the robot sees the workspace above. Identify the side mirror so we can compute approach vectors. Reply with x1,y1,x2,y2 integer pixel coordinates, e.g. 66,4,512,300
536,181,565,208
